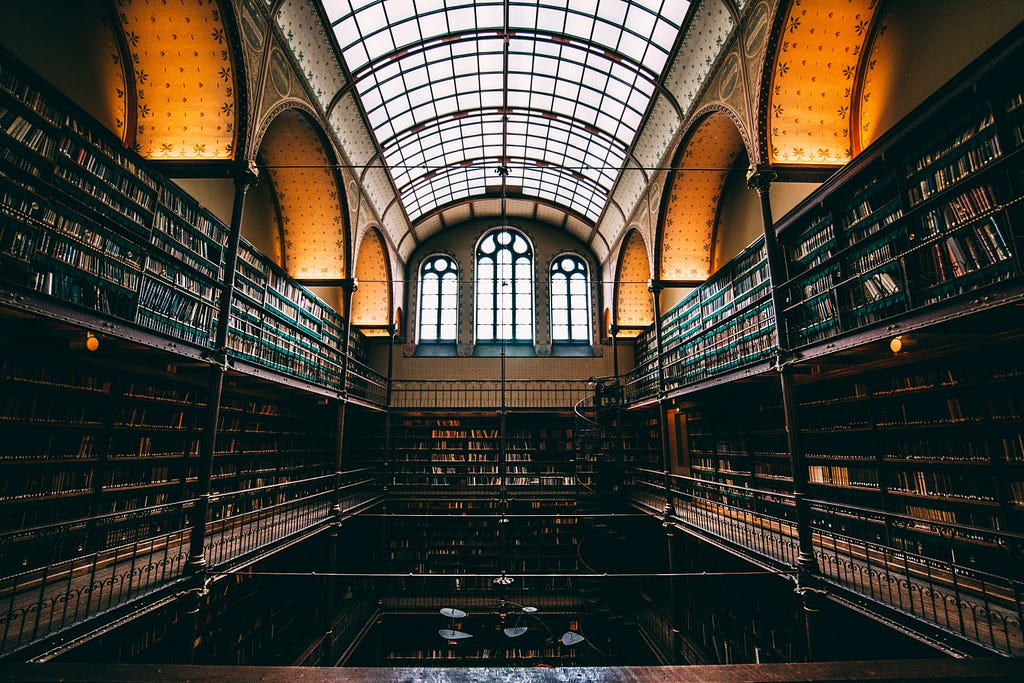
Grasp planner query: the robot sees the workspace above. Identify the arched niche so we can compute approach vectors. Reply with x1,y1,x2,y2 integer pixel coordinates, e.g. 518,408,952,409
352,227,392,336
764,0,883,165
255,107,348,279
858,0,1024,149
0,0,126,139
659,111,747,283
114,0,238,160
614,229,654,338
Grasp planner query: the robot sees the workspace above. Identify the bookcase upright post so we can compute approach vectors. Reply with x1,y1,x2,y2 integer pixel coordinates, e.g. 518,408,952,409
748,167,822,660
182,166,257,661
648,281,673,512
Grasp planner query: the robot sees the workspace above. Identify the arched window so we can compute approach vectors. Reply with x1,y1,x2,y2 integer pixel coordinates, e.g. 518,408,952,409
476,228,533,342
550,255,590,343
418,254,459,342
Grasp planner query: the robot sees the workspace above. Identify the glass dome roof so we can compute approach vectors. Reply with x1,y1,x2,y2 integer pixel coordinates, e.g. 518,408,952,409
323,0,691,223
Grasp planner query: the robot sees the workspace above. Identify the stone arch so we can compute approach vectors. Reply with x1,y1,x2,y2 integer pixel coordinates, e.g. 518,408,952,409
614,229,654,337
759,0,885,165
113,0,242,160
254,105,348,279
658,109,748,282
352,227,392,334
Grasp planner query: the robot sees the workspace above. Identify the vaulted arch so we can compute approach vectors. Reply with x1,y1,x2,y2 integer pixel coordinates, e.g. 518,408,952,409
352,227,392,335
257,107,348,279
763,0,883,165
114,0,239,159
659,110,747,282
614,229,654,337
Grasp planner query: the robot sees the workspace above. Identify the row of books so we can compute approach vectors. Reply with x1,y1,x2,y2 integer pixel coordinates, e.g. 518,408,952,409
2,57,372,388
906,133,1001,206
889,469,996,501
807,464,879,488
56,137,156,212
35,228,141,292
2,111,56,159
788,214,835,266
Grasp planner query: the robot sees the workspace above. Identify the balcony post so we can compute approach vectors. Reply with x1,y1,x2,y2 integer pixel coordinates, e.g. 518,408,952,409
648,280,675,518
339,278,358,395
182,163,257,661
748,166,822,660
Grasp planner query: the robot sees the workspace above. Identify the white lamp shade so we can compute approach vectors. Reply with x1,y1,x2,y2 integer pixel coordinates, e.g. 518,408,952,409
438,629,473,640
561,631,585,646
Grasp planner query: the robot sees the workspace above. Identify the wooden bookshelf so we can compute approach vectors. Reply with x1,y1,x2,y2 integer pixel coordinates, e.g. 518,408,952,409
634,237,776,395
2,49,365,396
388,412,577,493
793,348,1024,536
213,380,337,496
227,239,347,390
676,379,790,494
775,42,1024,351
0,341,207,573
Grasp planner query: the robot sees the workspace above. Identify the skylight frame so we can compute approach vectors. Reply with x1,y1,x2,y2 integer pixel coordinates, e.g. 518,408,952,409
324,0,691,223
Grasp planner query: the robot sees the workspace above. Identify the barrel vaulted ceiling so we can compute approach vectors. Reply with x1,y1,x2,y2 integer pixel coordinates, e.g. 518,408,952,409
323,0,692,229
311,0,712,259
265,0,760,267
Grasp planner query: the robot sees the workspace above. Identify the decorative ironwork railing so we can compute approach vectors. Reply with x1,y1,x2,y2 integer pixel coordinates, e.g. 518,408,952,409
627,467,1024,656
390,379,592,409
0,468,385,657
345,356,387,406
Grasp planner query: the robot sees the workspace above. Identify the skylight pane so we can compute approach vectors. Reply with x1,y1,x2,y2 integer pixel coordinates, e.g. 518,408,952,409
323,0,691,221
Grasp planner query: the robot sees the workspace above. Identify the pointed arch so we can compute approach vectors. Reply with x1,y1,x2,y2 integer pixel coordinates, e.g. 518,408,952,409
113,0,240,159
352,227,393,334
614,229,654,338
761,0,884,165
256,106,348,279
658,110,747,282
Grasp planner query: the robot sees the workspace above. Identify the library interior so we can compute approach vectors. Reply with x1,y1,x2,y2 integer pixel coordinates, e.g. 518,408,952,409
1,1,1023,680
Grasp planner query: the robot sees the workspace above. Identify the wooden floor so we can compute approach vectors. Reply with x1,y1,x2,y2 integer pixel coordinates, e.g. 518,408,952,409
1,659,1022,682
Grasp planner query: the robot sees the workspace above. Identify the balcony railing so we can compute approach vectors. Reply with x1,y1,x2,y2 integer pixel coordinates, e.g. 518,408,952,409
390,379,592,409
0,501,194,655
626,467,1024,656
0,468,385,657
346,356,388,406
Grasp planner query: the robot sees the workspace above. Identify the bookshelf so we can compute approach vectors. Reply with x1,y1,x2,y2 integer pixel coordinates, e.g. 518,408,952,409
227,239,347,391
213,379,337,496
0,339,209,573
388,412,577,493
2,50,366,396
775,47,1024,352
678,379,790,495
794,349,1024,537
635,237,776,396
1,50,216,350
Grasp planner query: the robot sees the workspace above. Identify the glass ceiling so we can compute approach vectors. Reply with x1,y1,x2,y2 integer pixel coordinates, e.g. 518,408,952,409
323,0,691,223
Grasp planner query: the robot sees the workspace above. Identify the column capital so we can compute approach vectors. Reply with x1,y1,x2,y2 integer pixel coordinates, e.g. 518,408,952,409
231,160,260,189
746,165,777,194
647,279,664,295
